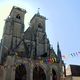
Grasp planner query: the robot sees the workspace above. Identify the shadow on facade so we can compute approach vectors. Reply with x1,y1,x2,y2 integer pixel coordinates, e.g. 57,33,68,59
52,69,57,80
15,64,26,80
33,66,46,80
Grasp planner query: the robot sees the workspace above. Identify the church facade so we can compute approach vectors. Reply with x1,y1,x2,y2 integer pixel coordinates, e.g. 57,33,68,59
0,6,65,80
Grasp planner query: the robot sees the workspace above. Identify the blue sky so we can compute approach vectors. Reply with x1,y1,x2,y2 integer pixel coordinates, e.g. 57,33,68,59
0,0,80,66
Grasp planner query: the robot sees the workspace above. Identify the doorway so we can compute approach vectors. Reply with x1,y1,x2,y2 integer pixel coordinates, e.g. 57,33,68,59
15,64,26,80
33,66,46,80
52,69,57,80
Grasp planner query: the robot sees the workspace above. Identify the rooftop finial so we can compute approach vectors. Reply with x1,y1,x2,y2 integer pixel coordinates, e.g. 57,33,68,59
37,8,40,15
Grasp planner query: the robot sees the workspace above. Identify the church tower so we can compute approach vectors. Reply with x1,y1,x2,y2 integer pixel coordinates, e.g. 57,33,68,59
30,12,50,57
0,6,26,63
0,6,65,80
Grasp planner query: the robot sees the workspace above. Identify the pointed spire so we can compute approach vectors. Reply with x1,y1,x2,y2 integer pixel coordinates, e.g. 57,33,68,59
37,8,40,15
57,42,62,62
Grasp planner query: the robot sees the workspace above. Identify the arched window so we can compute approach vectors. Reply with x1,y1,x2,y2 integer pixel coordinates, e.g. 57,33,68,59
38,23,42,28
16,14,21,19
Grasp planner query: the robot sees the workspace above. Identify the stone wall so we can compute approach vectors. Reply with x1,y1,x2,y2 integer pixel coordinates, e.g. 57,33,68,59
0,66,3,80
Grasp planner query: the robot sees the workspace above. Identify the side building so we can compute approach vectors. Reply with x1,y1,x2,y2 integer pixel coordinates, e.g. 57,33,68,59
66,65,80,80
0,6,65,80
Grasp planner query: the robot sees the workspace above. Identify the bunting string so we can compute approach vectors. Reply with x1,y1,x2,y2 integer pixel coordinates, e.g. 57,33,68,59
62,51,80,59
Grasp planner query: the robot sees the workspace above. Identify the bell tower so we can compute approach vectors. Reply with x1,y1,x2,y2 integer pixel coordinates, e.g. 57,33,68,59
30,12,49,56
30,12,46,32
0,6,26,63
5,6,26,37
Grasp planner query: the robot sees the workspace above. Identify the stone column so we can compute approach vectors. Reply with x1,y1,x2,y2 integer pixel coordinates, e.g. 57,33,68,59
3,67,7,80
43,64,50,80
24,60,29,80
3,56,12,80
25,59,33,80
30,61,33,80
11,55,16,80
49,68,52,80
11,66,15,80
3,55,16,80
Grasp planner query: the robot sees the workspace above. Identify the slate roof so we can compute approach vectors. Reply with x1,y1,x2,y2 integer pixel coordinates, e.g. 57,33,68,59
70,65,80,76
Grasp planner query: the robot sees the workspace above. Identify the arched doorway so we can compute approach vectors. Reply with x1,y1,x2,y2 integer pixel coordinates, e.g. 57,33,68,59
33,66,46,80
52,69,57,80
15,64,26,80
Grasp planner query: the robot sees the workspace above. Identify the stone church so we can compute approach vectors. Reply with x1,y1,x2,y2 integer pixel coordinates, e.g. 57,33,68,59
0,6,66,80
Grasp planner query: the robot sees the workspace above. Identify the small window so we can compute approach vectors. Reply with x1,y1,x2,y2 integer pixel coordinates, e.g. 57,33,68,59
38,23,42,28
16,14,21,19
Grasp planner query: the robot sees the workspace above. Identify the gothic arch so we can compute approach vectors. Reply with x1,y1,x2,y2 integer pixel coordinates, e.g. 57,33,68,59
33,65,46,80
15,64,27,80
50,65,59,80
16,14,21,19
52,69,57,80
38,23,43,28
